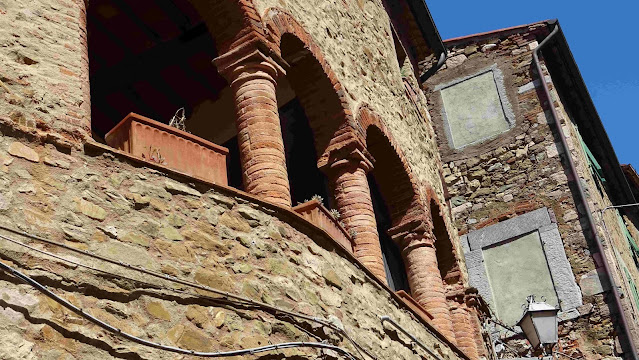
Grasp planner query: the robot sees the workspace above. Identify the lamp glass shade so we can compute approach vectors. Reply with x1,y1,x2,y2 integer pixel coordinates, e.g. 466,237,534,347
517,302,559,349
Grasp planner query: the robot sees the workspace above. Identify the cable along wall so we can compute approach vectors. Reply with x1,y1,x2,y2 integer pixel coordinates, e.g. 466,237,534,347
0,134,462,360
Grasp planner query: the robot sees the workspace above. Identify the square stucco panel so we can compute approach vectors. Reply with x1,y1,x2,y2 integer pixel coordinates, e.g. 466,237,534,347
463,208,583,326
438,67,514,149
482,231,559,325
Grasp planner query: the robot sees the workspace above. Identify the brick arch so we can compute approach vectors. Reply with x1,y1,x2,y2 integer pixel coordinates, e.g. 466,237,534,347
357,105,425,228
359,105,462,282
191,0,271,55
263,8,359,167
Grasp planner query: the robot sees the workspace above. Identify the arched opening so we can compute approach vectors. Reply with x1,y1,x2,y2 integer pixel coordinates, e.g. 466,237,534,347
276,33,349,207
87,0,257,191
365,125,414,292
369,173,410,292
431,199,460,286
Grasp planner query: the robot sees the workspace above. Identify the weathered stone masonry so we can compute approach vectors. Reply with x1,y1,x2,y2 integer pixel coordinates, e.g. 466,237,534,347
0,128,463,359
0,0,484,358
423,22,639,358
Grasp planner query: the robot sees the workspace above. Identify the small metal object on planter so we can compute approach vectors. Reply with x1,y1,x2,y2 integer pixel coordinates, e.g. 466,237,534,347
169,107,187,132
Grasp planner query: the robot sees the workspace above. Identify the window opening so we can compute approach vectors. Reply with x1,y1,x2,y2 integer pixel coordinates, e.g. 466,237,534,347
222,136,243,191
280,98,330,207
88,0,243,190
431,201,458,285
368,174,410,292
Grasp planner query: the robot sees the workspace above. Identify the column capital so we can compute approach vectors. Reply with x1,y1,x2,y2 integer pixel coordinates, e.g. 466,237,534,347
446,288,467,304
322,146,374,175
463,288,482,308
214,42,288,83
388,218,433,250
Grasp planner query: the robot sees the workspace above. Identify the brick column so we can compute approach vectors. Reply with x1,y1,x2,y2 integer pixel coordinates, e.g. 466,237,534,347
466,292,489,358
391,223,455,341
215,49,291,207
449,296,480,359
325,149,386,282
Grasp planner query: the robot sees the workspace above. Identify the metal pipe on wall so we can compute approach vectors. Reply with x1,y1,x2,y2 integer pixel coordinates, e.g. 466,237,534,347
533,23,639,360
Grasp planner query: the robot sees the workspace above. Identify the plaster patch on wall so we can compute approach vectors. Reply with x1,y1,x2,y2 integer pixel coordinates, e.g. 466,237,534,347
483,231,559,325
435,65,515,150
463,207,583,325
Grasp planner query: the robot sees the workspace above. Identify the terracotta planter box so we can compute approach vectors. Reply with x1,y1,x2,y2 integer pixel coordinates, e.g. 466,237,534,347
105,113,229,186
293,199,353,253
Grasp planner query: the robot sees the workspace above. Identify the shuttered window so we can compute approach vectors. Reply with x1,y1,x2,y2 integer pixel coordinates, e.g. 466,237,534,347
576,128,606,183
623,267,639,310
616,210,639,260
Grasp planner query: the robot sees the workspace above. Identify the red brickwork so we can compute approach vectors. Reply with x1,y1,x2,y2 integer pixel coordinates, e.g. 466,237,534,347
398,227,456,341
263,9,357,167
192,0,273,55
327,150,387,282
449,297,480,359
78,0,91,140
466,295,489,358
216,50,291,207
357,106,458,342
357,106,425,226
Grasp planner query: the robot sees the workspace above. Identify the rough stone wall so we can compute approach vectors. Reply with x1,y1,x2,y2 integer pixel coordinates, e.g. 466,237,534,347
619,215,639,326
558,86,639,356
252,0,466,286
0,120,464,359
0,0,479,357
0,0,467,291
423,23,636,358
0,0,90,144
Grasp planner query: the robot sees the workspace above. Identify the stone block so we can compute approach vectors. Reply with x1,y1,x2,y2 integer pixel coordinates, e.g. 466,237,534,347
8,142,39,162
437,67,514,149
467,207,551,250
579,268,611,296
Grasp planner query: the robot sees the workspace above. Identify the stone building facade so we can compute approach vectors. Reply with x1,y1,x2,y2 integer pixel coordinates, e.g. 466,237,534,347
0,0,489,359
422,21,639,359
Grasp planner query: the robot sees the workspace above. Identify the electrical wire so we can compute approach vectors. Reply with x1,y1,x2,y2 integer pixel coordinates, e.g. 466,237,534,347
379,316,443,360
0,225,375,360
0,259,358,359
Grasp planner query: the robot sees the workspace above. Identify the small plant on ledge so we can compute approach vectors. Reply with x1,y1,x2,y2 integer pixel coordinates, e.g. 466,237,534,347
298,194,325,206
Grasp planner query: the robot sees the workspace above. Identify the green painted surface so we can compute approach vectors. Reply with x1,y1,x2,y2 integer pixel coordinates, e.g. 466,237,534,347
441,71,510,149
483,231,559,325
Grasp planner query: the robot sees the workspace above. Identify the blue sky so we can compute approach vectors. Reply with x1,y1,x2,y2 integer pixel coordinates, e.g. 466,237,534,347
427,1,639,167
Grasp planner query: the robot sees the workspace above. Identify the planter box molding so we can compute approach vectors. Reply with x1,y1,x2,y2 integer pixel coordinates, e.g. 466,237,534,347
106,113,229,186
293,199,354,253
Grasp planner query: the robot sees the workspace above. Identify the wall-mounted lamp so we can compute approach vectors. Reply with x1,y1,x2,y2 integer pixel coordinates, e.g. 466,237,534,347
516,295,559,353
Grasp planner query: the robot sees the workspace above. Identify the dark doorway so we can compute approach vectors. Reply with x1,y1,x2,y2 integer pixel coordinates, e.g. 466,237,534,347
279,99,330,207
368,174,410,292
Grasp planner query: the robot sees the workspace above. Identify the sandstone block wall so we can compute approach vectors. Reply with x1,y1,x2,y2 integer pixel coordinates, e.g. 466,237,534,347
0,0,480,358
423,23,637,358
0,0,90,144
0,0,465,283
0,124,464,359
